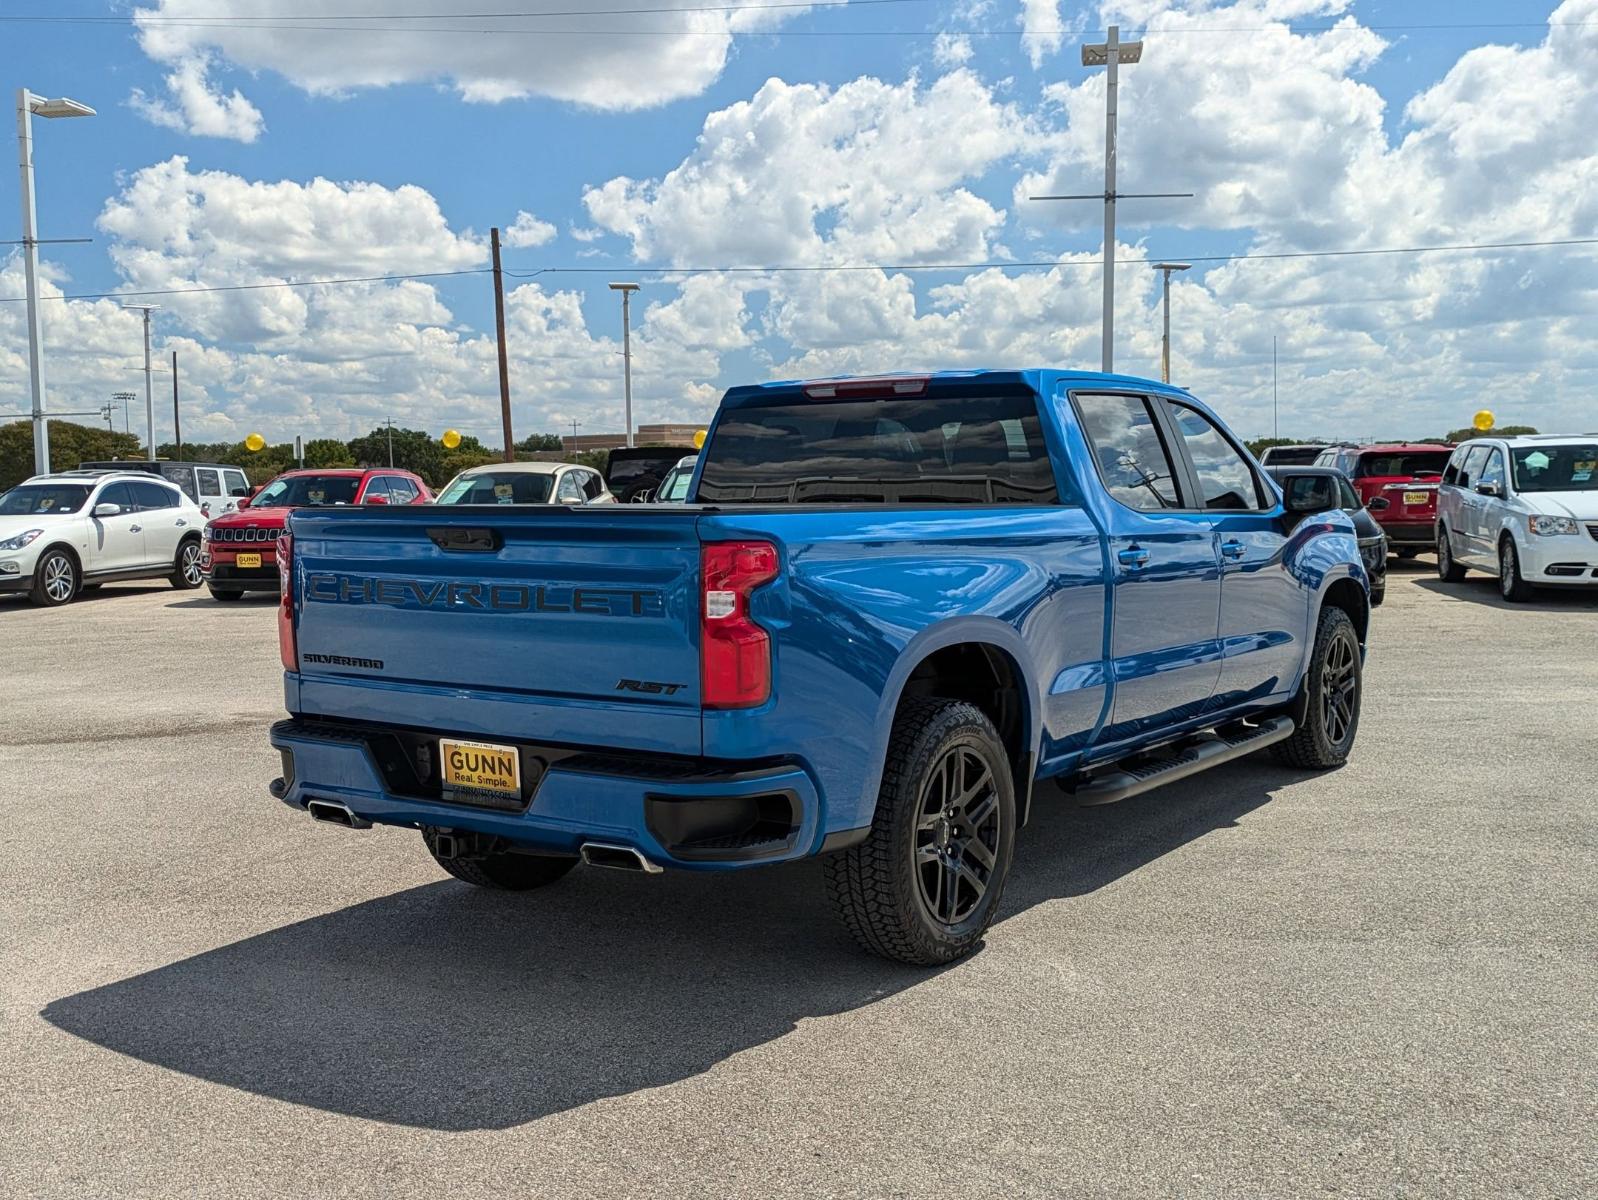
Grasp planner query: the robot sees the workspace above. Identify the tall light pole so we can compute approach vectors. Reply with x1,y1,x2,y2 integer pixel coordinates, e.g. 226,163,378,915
1031,28,1189,374
113,391,136,435
1151,262,1190,383
608,282,639,448
121,304,160,459
18,89,96,475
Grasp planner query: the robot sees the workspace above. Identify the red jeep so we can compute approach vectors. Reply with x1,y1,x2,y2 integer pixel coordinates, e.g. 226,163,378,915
1312,443,1454,556
201,467,431,600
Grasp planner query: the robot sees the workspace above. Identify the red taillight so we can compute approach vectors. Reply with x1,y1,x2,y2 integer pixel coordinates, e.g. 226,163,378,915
277,532,297,671
701,540,779,709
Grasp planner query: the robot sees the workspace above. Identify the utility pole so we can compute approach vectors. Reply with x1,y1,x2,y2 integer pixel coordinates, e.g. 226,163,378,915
490,227,514,462
1273,336,1279,439
18,89,95,475
171,350,182,461
121,303,160,460
1152,262,1190,383
1030,28,1189,374
608,282,640,447
569,418,581,445
384,417,395,467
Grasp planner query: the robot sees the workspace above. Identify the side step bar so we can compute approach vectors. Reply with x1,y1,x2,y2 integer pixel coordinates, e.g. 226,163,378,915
1069,717,1295,807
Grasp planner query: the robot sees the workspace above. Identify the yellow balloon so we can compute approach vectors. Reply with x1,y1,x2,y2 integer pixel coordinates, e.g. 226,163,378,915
441,429,462,449
1473,410,1495,432
244,432,266,452
692,428,708,450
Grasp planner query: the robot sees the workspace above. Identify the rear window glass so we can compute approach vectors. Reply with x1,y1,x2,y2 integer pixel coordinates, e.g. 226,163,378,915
1356,452,1450,478
697,394,1059,505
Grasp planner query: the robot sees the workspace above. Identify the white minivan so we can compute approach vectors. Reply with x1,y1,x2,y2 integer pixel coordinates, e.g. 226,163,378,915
1435,435,1598,601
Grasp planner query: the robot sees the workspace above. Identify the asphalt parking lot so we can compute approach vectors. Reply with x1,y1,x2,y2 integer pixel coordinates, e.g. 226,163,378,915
2,565,1594,1199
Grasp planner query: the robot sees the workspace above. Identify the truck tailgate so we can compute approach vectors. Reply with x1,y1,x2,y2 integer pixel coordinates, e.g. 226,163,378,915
286,507,703,754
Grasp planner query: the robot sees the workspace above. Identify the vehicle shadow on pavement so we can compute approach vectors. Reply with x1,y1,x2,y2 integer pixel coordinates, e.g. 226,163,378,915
42,765,1289,1131
0,584,172,613
1411,576,1598,611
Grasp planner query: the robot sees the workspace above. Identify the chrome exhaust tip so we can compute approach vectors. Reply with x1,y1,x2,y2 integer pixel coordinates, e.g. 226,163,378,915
580,842,663,874
306,799,372,830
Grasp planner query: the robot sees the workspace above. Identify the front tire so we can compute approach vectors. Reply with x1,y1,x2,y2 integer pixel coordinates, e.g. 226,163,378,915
29,549,77,607
208,586,244,602
1274,606,1362,770
425,836,578,891
1436,525,1466,581
1498,537,1535,603
171,539,204,589
824,698,1016,966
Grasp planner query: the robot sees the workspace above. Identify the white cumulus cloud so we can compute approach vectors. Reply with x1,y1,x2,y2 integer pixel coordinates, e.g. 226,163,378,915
128,54,264,142
503,211,558,249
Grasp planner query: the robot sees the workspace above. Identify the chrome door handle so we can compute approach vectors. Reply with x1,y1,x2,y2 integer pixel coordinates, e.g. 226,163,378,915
1221,540,1246,559
1117,547,1150,568
176,519,188,527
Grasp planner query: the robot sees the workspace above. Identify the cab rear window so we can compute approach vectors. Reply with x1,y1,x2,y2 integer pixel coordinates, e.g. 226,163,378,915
696,394,1059,505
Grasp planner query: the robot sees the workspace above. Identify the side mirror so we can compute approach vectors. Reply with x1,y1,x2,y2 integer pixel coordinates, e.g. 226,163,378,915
1282,481,1336,515
1366,496,1390,512
92,502,121,517
230,486,251,498
1475,481,1502,498
235,496,251,510
364,493,389,505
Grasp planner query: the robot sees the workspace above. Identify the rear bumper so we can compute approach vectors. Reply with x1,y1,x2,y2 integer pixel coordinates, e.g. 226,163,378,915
1376,521,1435,548
268,718,834,871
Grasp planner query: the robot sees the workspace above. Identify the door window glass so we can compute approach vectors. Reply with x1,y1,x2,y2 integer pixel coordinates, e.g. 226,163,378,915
130,481,178,510
1073,394,1182,511
1336,477,1361,511
361,476,392,504
96,482,138,512
1477,449,1505,491
1168,403,1263,510
557,473,585,504
385,477,416,504
579,470,605,500
1458,445,1489,488
196,468,222,498
223,470,250,497
160,465,198,499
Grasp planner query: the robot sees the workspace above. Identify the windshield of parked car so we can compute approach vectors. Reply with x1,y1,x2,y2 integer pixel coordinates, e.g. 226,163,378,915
696,394,1058,505
0,484,94,515
1356,452,1450,479
435,471,554,505
250,475,362,507
1511,443,1598,493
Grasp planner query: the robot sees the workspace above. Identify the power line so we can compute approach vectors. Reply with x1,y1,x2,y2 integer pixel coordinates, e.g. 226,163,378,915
2,0,930,20
4,237,1597,304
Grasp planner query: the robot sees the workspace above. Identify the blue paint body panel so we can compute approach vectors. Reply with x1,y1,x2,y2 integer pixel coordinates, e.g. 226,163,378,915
272,369,1368,869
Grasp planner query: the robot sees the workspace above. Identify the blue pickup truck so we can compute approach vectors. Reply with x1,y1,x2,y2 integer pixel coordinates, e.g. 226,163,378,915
269,370,1369,965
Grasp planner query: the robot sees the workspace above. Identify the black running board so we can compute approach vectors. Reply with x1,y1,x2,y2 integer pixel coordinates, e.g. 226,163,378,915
1068,716,1295,807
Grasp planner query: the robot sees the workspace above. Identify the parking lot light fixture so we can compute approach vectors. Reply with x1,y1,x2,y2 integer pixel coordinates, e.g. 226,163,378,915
17,88,97,476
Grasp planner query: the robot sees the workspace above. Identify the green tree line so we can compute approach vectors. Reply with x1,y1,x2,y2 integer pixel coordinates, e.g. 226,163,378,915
0,421,582,491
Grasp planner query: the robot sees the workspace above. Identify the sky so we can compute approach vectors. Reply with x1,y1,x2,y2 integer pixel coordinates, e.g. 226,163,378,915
2,0,1595,449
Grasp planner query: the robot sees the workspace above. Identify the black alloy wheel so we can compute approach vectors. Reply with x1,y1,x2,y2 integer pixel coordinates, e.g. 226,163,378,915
914,745,1002,926
1319,630,1358,747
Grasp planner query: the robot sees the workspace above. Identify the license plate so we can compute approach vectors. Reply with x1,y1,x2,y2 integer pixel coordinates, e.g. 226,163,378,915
236,552,262,568
440,738,521,798
1402,491,1427,505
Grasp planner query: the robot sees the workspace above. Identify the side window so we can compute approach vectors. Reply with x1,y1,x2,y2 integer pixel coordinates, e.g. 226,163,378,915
161,465,198,500
130,481,178,510
579,470,605,500
1167,402,1264,511
1336,477,1361,511
223,470,250,497
196,468,222,499
557,472,586,504
1074,393,1183,511
96,482,138,512
1478,449,1505,490
362,476,392,504
1442,449,1464,486
1458,445,1489,488
385,477,416,504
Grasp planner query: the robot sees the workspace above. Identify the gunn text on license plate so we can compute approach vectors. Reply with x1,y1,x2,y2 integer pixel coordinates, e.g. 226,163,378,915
236,552,262,568
440,738,521,797
1403,490,1427,505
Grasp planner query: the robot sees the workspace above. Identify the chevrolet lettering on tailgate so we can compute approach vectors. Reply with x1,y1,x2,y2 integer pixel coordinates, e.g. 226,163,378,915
304,573,666,617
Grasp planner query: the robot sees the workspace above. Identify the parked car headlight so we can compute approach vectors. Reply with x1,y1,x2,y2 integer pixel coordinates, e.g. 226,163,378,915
1529,515,1580,537
0,528,43,552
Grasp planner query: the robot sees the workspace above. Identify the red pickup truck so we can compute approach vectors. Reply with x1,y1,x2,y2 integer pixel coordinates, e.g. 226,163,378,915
1312,443,1454,556
202,467,431,600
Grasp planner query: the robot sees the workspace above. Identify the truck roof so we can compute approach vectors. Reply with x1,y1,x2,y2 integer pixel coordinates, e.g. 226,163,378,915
720,368,1191,407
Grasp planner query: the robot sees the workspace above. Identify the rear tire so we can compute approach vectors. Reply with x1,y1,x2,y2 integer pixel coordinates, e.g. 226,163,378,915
1436,525,1466,581
1498,537,1535,603
1274,606,1362,770
425,837,578,891
171,539,204,589
208,587,244,602
824,698,1015,966
1370,584,1385,608
1395,547,1420,560
29,549,77,607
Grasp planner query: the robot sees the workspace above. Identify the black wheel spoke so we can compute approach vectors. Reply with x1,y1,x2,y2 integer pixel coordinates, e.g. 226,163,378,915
962,791,997,831
963,836,996,872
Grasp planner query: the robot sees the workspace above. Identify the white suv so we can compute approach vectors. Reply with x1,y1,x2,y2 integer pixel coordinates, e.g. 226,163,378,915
1436,435,1598,601
0,471,207,606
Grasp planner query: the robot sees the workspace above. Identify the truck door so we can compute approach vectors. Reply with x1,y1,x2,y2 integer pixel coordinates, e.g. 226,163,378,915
1160,399,1299,711
1073,393,1222,745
